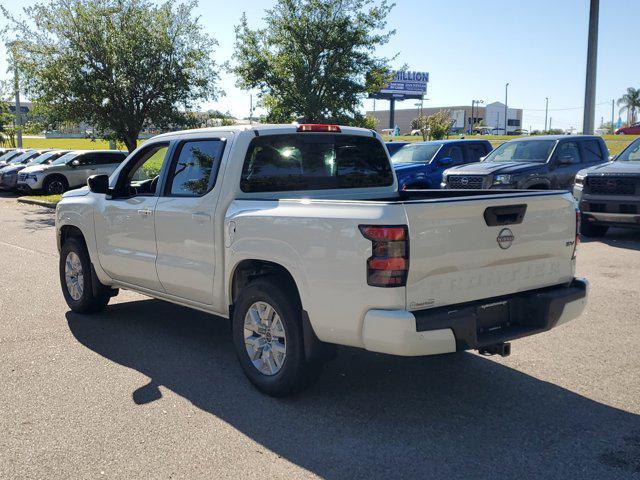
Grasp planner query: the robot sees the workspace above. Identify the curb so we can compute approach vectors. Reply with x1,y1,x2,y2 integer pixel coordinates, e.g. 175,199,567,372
17,198,58,209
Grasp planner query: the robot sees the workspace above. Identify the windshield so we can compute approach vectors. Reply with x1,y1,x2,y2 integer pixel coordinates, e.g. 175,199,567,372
29,151,62,165
0,151,21,162
617,138,640,162
51,152,81,165
8,152,36,164
484,140,556,163
391,143,442,164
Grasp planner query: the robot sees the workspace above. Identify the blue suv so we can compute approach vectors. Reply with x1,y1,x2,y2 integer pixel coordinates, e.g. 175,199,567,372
391,139,493,189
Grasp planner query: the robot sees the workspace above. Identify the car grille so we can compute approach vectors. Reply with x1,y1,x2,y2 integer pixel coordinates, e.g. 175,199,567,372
447,175,485,189
587,176,638,195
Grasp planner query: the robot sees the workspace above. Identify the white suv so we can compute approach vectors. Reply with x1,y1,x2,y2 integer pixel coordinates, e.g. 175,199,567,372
18,149,127,194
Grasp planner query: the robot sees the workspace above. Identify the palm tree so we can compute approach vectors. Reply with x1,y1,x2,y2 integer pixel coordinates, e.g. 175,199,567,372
617,87,640,126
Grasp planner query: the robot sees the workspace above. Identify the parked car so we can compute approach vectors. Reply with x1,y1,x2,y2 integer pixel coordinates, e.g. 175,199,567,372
615,123,640,135
384,141,409,156
0,147,15,157
443,135,609,190
17,149,128,194
56,124,587,396
0,149,28,167
392,139,492,189
0,150,69,190
573,137,640,237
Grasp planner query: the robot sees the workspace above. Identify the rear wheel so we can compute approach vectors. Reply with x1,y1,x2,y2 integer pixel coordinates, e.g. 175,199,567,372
232,277,323,396
59,237,111,313
580,221,608,238
43,175,68,195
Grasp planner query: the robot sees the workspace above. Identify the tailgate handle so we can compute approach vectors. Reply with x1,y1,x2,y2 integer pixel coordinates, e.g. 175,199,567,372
484,204,527,226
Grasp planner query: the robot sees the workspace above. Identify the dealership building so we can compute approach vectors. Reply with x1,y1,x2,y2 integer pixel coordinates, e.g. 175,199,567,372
367,101,524,135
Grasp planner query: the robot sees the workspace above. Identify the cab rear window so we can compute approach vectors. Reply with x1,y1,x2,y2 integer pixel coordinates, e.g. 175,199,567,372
240,134,393,192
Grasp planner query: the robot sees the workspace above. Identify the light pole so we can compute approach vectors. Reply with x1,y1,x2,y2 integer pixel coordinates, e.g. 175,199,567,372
544,97,549,132
9,41,23,148
504,83,509,134
470,99,484,134
583,0,599,134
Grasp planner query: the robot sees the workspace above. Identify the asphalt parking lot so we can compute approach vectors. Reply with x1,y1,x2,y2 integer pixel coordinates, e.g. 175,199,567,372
1,194,639,479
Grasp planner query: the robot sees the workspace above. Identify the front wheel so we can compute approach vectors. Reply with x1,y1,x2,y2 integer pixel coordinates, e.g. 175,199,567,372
232,277,323,396
43,175,69,195
59,237,111,313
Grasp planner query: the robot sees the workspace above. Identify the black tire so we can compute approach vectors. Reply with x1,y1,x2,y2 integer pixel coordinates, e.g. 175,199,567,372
43,175,69,195
59,237,111,313
580,221,608,238
232,276,323,396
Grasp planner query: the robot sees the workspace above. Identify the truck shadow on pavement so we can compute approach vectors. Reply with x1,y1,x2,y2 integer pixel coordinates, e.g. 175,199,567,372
66,300,640,480
581,227,640,251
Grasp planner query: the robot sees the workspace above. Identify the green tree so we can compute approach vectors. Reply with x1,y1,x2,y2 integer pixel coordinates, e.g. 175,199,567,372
412,110,453,141
617,87,640,126
2,0,219,152
233,0,395,126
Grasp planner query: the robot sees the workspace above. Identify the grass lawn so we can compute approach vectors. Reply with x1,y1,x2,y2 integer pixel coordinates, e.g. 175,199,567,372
22,194,62,204
18,137,120,151
384,134,640,155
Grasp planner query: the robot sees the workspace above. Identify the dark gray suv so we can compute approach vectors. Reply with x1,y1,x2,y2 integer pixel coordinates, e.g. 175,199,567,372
443,135,609,190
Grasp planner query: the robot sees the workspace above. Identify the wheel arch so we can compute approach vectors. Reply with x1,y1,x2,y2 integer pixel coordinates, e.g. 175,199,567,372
228,258,333,362
229,259,301,312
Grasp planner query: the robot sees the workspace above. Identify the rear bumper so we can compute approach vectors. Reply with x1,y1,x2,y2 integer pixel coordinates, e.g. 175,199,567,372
361,278,588,356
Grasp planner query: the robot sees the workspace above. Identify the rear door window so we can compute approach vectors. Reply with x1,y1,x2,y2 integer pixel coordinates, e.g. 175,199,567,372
465,143,487,163
165,139,225,196
582,140,604,163
241,134,393,192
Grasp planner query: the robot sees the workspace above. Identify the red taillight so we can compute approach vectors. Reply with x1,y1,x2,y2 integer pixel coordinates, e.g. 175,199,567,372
296,124,342,133
573,209,580,259
360,225,408,288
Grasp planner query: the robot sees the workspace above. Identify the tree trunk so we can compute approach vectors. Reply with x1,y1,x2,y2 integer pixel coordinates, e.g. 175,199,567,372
123,133,138,153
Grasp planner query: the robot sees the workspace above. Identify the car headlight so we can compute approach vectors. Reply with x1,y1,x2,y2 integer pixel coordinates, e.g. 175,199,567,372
26,173,40,180
574,175,585,186
493,174,512,185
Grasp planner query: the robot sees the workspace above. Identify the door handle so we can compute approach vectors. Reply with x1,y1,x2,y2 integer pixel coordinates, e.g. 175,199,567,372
192,212,212,222
137,209,153,216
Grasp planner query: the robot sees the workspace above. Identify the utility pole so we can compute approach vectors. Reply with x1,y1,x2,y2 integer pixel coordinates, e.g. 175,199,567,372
504,83,509,134
470,100,475,134
611,99,615,134
549,117,553,131
10,42,23,149
389,98,395,130
583,0,599,134
544,97,549,132
249,95,253,125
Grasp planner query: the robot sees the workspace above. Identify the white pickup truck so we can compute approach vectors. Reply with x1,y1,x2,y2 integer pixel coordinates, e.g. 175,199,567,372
56,124,588,396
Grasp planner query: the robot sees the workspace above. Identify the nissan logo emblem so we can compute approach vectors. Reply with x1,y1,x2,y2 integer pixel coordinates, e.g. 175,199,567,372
497,228,515,249
461,177,469,185
606,179,616,188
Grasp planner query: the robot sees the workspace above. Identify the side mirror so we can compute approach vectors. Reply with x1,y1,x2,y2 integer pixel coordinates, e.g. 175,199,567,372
68,159,81,167
479,156,486,162
87,174,109,194
436,157,453,167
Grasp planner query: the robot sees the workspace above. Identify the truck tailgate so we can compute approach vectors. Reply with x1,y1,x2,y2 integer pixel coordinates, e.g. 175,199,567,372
403,192,577,310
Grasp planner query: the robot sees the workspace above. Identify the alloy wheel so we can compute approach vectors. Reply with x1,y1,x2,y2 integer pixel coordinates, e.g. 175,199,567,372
243,301,287,375
64,251,84,301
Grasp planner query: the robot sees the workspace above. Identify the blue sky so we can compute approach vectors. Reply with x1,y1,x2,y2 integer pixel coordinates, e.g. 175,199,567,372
1,0,638,130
